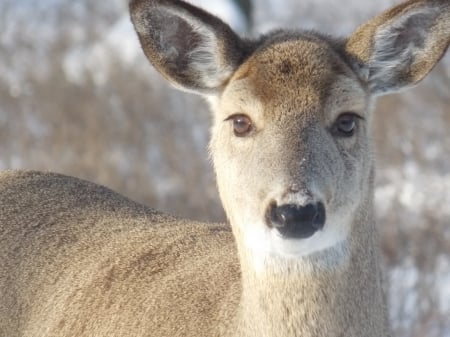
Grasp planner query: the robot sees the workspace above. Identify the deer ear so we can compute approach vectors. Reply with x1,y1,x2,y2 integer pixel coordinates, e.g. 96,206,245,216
346,0,449,96
130,0,247,95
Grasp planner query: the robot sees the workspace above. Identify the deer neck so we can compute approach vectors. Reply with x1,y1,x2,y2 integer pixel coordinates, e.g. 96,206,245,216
230,207,389,337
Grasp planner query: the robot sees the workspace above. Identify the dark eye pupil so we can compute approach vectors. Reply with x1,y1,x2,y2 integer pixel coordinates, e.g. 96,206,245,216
340,119,355,132
336,114,357,135
233,116,252,136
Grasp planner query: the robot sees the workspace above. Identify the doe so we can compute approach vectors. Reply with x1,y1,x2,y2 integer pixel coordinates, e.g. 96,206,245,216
0,0,448,336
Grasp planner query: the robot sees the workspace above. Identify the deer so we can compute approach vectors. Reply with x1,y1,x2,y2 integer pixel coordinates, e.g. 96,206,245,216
0,0,448,336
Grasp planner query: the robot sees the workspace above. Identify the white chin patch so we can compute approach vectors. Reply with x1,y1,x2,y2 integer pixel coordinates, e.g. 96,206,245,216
245,223,347,258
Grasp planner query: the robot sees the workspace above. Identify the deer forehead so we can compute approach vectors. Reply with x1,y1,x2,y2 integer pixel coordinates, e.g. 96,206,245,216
220,39,368,125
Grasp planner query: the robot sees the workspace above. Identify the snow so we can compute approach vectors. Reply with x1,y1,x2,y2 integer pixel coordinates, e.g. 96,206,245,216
389,255,450,337
62,0,248,86
376,167,450,221
389,259,420,330
63,13,146,86
188,0,248,33
435,255,450,313
24,114,51,139
253,0,391,34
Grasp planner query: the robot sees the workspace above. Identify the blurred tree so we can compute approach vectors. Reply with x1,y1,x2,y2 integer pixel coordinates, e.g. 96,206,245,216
232,0,253,27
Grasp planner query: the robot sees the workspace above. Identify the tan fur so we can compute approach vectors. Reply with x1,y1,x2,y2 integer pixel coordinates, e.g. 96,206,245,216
0,171,240,337
1,0,448,336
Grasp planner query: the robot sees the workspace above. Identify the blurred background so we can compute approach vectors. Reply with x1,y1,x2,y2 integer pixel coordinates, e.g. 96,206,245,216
0,0,449,335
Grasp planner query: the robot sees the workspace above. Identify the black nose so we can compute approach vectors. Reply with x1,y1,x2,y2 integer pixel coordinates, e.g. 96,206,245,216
268,202,326,239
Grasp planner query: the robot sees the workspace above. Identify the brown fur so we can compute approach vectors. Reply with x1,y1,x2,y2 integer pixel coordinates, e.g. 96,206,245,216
1,0,448,336
0,171,240,337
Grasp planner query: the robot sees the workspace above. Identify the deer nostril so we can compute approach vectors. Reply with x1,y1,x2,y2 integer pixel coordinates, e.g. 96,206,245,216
268,202,326,239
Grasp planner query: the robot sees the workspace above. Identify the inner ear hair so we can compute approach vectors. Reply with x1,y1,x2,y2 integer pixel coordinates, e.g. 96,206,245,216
130,0,247,95
345,0,449,95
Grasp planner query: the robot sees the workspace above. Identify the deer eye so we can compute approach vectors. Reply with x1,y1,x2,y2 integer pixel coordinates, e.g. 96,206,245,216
333,113,361,137
226,114,253,137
